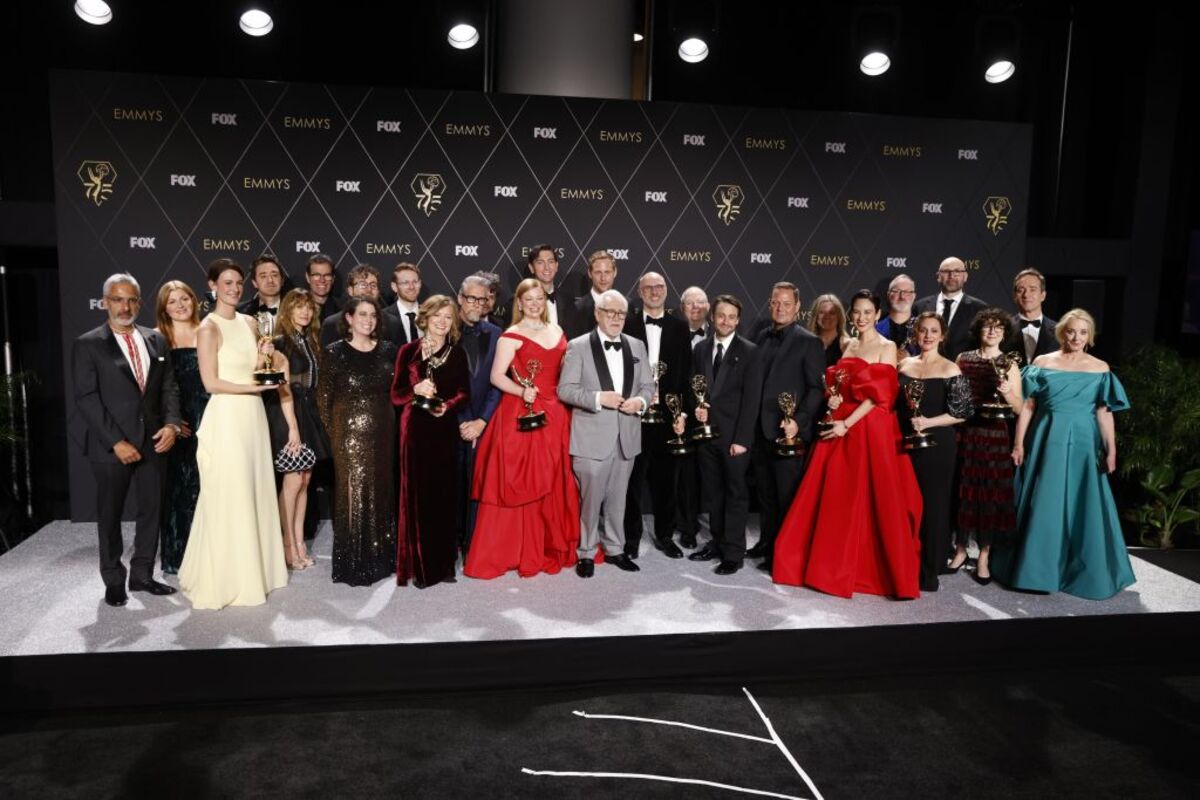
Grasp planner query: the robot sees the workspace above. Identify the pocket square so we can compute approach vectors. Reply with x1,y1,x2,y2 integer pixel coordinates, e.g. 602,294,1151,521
156,356,166,361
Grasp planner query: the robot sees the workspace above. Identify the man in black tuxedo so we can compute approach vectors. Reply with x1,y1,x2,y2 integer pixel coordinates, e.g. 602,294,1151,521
237,254,286,317
320,263,401,347
747,283,825,570
73,273,182,607
621,271,692,560
568,250,619,339
1008,268,1058,364
382,262,423,346
675,285,711,547
680,294,763,575
525,244,573,332
913,257,988,359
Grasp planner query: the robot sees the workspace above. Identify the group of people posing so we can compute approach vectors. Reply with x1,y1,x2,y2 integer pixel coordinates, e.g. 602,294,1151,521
73,247,1135,611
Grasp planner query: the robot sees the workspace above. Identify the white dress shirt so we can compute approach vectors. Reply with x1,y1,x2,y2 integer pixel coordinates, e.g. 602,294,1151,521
712,331,734,365
396,299,421,340
1020,316,1043,362
936,291,964,326
112,326,150,387
643,312,664,365
594,334,626,411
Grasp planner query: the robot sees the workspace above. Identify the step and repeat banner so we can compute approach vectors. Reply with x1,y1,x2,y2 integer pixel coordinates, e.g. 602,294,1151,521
51,68,1030,519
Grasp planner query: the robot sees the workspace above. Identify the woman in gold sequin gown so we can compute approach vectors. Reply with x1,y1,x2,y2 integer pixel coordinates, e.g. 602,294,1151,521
317,297,398,586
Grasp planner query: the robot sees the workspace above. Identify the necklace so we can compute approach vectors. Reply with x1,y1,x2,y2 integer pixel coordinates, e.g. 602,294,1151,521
519,319,547,332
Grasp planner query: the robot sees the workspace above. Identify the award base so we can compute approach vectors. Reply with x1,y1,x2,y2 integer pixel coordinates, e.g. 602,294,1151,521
412,395,445,415
815,418,836,435
642,407,665,425
904,432,937,450
774,437,802,457
978,402,1015,420
689,424,719,443
253,370,286,386
666,435,694,456
517,411,548,432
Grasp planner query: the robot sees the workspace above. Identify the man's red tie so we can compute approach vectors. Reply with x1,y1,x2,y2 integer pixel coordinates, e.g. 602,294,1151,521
121,331,146,392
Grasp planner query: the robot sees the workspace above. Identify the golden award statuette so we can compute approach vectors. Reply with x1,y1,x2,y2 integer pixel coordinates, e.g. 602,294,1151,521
253,311,285,385
979,351,1019,420
513,359,548,432
774,391,801,457
664,393,693,456
411,341,449,415
903,379,936,450
688,374,719,442
816,368,847,434
642,361,668,425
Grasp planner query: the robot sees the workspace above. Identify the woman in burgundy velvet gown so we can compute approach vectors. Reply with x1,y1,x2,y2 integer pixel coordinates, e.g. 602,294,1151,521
772,290,924,599
464,278,581,579
392,296,470,588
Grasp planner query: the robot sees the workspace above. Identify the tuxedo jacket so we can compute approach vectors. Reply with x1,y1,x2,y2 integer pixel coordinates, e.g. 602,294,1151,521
689,334,763,451
754,323,825,443
566,293,598,340
913,293,988,359
623,308,692,412
72,324,182,464
382,303,421,346
1005,313,1058,365
558,331,654,461
319,303,402,348
459,319,502,424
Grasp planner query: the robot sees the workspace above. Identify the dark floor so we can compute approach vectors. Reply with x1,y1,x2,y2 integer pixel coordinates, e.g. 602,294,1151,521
2,664,1196,799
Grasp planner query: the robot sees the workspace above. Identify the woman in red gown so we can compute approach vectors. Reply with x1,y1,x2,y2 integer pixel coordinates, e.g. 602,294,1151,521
464,278,581,579
772,289,923,599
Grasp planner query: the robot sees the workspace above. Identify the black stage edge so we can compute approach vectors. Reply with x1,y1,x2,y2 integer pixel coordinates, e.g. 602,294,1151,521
4,612,1196,713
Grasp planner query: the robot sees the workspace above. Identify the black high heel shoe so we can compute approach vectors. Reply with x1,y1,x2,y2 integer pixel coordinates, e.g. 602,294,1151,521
971,566,993,586
942,555,968,575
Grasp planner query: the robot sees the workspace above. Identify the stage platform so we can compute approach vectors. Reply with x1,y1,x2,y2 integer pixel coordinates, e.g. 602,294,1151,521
2,520,1198,711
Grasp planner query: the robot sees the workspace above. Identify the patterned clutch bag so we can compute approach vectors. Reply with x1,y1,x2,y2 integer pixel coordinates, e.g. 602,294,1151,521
274,443,317,473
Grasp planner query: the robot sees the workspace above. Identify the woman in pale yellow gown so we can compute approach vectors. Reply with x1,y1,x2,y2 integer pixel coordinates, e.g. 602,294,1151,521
179,259,291,609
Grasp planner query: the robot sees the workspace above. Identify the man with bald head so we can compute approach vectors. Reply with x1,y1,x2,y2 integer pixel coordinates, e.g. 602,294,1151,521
877,273,919,356
913,257,988,359
622,271,692,559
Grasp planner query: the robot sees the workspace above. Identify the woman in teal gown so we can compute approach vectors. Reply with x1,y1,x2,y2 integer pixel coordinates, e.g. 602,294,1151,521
995,308,1135,600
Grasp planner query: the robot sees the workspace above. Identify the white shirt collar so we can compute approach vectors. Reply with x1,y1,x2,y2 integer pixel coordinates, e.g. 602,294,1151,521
714,331,735,347
396,299,419,313
938,291,964,303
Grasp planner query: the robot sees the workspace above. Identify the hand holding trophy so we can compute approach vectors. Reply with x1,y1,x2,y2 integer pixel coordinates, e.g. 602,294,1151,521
903,380,935,450
815,368,847,434
664,393,693,455
412,340,449,414
774,392,801,457
642,361,667,424
513,359,547,432
688,374,719,442
979,351,1019,419
253,311,285,385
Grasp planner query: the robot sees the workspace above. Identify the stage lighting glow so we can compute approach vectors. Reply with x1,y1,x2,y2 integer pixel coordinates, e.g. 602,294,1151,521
678,38,709,63
985,60,1016,83
448,23,480,49
860,51,891,76
239,9,274,37
74,0,112,25
634,33,644,42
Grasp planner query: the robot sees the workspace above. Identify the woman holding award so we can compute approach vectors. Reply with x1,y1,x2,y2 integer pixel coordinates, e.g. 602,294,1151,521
464,278,580,579
897,312,974,592
179,259,289,609
772,290,923,599
994,308,1135,599
392,295,470,588
951,309,1023,584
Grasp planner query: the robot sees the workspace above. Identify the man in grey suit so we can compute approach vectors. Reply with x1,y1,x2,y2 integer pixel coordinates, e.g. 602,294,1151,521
558,290,654,578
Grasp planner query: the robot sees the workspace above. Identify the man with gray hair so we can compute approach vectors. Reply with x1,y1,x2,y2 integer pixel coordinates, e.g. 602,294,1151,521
455,274,502,553
73,273,182,607
876,273,919,355
558,289,654,577
680,286,711,347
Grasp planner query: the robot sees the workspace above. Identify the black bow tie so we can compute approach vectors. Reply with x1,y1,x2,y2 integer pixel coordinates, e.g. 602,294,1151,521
604,340,622,352
545,292,556,303
644,316,663,327
461,324,480,336
691,328,706,339
1021,318,1042,328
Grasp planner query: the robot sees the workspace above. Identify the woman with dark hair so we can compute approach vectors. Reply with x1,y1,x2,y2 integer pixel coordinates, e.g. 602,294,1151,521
391,294,471,588
996,308,1135,599
179,260,289,609
808,293,849,368
952,307,1023,584
465,277,581,579
265,288,330,570
317,296,398,586
898,312,974,591
772,290,923,599
154,280,209,574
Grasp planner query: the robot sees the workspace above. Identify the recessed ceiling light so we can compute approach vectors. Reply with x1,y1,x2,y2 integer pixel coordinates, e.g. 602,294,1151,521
448,23,480,49
633,33,644,43
74,0,112,25
985,60,1016,83
678,37,708,63
239,9,274,37
860,51,891,76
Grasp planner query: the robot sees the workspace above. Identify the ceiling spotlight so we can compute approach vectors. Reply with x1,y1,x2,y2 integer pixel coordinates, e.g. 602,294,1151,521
448,23,479,49
239,9,274,37
633,33,644,42
985,60,1016,84
678,37,709,63
860,51,891,76
74,0,112,25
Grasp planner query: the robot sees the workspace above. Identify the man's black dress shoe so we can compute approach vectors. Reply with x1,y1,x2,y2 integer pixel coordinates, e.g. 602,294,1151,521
104,585,128,607
576,558,594,578
129,578,177,596
679,532,698,549
745,541,770,559
687,544,720,562
714,560,742,575
623,546,640,560
607,554,641,572
653,536,684,559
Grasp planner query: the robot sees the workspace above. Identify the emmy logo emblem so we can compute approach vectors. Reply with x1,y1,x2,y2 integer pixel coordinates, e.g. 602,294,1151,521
774,392,802,457
903,380,936,450
979,352,1019,420
664,393,693,456
512,359,547,432
252,312,285,385
642,362,668,425
816,368,847,434
688,374,719,442
412,342,449,415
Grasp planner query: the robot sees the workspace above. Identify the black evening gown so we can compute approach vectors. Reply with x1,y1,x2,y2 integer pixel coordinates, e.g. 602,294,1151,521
159,347,209,574
264,333,331,467
897,374,974,591
317,339,399,586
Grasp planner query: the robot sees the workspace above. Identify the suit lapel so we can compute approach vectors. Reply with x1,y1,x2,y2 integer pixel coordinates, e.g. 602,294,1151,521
588,330,615,392
620,334,634,397
103,325,139,390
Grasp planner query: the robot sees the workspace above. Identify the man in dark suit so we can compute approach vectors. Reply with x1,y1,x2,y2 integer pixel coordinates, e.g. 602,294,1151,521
567,250,619,340
675,286,711,548
456,275,502,553
1009,268,1058,364
304,254,338,323
525,244,573,332
382,262,423,346
913,257,988,359
621,271,692,560
680,294,763,575
319,263,401,347
73,273,182,607
747,283,825,570
237,254,286,317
